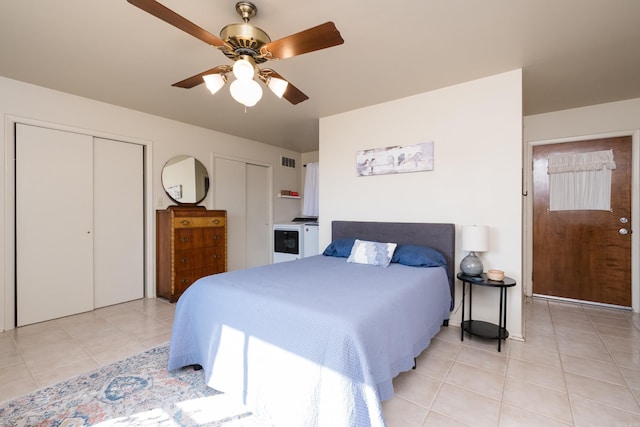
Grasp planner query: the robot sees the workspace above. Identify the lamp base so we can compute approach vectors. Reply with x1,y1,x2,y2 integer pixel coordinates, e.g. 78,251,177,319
460,251,483,276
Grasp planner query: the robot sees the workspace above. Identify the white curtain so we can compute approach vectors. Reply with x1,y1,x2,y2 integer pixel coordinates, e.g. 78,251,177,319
303,162,319,216
548,150,616,211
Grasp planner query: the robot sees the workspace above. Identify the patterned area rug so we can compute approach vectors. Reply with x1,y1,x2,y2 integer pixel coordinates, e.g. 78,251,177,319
0,345,271,426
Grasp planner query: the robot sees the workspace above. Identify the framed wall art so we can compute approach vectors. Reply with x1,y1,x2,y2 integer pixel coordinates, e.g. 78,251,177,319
167,184,182,200
356,141,434,176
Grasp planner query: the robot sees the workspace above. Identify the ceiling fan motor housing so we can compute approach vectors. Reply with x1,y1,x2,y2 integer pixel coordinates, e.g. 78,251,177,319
220,23,271,63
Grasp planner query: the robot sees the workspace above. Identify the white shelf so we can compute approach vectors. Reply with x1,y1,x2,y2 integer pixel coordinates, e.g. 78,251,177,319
278,194,301,199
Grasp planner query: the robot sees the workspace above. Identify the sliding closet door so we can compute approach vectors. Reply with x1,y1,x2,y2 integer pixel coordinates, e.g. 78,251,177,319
246,163,270,268
16,124,94,326
93,138,144,308
215,157,247,271
214,158,270,270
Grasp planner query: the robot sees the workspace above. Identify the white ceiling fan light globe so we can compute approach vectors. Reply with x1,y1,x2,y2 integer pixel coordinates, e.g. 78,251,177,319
232,58,255,81
267,77,288,98
229,79,247,104
202,73,226,95
230,79,263,107
243,79,263,106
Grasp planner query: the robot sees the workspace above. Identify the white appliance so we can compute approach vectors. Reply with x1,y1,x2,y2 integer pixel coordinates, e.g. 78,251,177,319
273,218,319,263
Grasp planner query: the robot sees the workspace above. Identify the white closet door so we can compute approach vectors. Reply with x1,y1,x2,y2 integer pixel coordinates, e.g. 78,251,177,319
215,157,247,271
16,124,94,326
215,158,270,270
93,138,144,308
246,163,270,268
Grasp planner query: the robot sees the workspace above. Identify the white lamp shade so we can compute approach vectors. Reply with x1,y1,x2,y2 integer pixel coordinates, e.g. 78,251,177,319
230,78,263,107
232,58,255,81
461,225,489,252
202,74,226,95
267,77,288,98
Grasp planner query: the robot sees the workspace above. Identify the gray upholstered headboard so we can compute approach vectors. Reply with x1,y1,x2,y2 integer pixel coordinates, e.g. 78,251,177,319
332,220,456,308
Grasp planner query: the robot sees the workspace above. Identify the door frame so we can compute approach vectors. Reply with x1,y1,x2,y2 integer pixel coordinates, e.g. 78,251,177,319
2,115,155,331
523,130,640,312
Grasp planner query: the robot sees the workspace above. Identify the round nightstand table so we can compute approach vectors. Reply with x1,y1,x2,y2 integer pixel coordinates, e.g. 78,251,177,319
457,272,516,352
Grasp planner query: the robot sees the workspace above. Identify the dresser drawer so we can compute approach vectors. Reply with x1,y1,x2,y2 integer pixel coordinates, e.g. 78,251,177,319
173,216,225,228
174,228,225,250
174,247,224,272
173,266,218,296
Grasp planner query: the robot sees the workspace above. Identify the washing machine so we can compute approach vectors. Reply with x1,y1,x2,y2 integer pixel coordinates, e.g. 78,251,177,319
273,218,319,263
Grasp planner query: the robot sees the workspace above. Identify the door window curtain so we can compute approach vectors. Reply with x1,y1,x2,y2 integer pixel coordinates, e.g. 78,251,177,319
303,162,319,216
547,149,616,211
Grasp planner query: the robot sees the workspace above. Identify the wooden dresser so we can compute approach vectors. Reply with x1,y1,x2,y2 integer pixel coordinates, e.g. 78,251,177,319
156,206,227,302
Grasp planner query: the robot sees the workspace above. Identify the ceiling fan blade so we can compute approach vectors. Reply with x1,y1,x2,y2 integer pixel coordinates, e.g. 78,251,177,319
263,70,309,105
172,66,231,88
261,22,344,60
127,0,230,49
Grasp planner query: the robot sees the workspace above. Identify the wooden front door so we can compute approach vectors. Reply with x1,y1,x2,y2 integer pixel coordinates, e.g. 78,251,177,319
532,136,632,307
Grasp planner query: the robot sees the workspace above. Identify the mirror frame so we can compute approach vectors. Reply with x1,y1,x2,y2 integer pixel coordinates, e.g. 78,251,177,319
161,155,209,205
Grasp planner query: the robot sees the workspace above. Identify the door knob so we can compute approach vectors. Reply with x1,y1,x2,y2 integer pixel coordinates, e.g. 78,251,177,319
619,228,629,235
620,217,629,224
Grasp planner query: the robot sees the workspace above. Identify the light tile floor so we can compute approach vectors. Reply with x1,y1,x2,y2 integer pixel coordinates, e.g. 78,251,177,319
1,297,639,427
0,298,175,403
384,297,640,427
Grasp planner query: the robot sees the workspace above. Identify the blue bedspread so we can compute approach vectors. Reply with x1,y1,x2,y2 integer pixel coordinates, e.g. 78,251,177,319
168,255,451,427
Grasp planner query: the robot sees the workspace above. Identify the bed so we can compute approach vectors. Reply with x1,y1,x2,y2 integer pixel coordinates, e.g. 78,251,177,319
168,221,455,427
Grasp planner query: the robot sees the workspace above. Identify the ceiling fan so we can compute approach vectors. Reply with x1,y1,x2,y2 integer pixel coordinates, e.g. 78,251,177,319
127,0,344,107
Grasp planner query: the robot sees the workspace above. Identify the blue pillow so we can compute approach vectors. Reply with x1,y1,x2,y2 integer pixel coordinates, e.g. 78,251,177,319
322,238,356,257
391,244,446,267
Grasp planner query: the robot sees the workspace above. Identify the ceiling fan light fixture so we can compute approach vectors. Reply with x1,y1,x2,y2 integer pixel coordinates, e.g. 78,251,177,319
202,73,227,95
230,78,263,107
233,58,256,81
267,77,288,98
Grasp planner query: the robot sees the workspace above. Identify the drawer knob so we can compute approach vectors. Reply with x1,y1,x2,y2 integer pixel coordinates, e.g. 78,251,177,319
180,237,191,242
180,278,189,284
180,220,191,226
180,257,190,263
212,219,221,225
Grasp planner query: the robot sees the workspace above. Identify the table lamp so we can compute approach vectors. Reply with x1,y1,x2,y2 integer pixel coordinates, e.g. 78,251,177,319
460,225,489,276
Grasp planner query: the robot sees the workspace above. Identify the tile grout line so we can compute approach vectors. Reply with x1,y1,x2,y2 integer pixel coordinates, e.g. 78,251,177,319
6,331,39,393
510,299,576,426
418,336,466,426
588,305,640,412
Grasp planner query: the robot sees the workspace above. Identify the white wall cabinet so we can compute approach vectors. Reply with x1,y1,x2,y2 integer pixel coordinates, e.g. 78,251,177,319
15,124,144,326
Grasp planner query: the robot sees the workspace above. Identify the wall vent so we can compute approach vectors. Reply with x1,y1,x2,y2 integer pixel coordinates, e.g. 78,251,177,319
281,156,296,168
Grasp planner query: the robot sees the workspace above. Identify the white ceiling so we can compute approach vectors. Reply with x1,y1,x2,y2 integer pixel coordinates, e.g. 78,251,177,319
2,1,640,153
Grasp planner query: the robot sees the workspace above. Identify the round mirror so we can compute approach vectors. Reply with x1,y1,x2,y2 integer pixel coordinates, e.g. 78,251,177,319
161,155,209,204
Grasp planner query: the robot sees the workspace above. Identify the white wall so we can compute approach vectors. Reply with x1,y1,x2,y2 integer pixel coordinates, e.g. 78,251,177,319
524,98,640,312
524,98,640,142
0,76,302,331
319,70,524,338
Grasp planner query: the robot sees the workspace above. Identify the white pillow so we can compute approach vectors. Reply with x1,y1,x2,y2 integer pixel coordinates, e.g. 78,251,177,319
347,239,397,267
